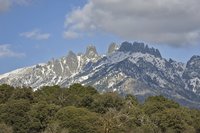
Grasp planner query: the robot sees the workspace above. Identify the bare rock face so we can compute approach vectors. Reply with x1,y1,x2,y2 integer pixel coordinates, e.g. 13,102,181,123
0,42,200,108
183,55,200,94
118,42,162,58
107,43,119,55
84,45,100,59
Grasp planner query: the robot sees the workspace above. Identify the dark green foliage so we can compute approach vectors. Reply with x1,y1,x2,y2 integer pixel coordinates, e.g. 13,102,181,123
143,95,180,115
0,99,31,133
28,102,60,133
79,95,94,108
151,108,195,133
68,84,98,96
0,84,14,104
0,84,200,133
91,92,124,113
55,106,99,133
10,87,34,102
64,84,98,107
34,85,64,105
34,84,98,107
189,109,200,133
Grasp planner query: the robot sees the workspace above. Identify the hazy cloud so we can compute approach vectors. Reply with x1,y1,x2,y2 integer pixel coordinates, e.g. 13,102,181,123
20,29,51,40
64,0,200,46
0,0,10,12
0,0,30,12
0,44,25,58
63,31,80,39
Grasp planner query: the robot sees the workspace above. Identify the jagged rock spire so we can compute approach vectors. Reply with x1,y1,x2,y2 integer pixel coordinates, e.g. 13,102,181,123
118,41,162,58
85,45,99,59
107,42,119,55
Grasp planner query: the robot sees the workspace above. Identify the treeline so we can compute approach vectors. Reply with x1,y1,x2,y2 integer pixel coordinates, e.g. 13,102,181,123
0,84,200,133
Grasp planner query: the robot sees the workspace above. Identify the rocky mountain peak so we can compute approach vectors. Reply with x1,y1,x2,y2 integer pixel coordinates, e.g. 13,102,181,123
85,45,99,58
168,58,175,64
107,43,119,55
184,55,200,79
67,50,76,58
183,55,200,94
187,55,200,68
118,41,162,58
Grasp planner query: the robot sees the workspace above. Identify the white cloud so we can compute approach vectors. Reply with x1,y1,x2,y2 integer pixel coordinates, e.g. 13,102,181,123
64,0,200,46
20,29,51,40
63,31,80,39
0,44,25,58
0,0,30,12
0,0,10,12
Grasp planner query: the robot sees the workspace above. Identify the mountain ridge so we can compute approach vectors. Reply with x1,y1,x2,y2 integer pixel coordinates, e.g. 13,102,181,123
0,42,200,108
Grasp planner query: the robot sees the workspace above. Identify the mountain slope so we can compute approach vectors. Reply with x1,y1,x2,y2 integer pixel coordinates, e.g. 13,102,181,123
0,42,200,108
0,45,101,90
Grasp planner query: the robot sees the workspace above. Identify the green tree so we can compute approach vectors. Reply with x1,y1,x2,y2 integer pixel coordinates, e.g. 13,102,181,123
0,84,14,104
125,94,139,107
91,92,124,114
34,85,63,105
67,84,98,97
55,106,100,133
190,109,200,133
10,87,34,102
34,84,98,107
143,96,179,115
64,84,98,107
151,108,195,133
79,95,94,108
0,99,31,133
28,102,60,133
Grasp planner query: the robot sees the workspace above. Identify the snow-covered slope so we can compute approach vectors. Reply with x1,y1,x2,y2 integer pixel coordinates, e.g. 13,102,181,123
0,45,101,90
0,42,200,108
183,55,200,94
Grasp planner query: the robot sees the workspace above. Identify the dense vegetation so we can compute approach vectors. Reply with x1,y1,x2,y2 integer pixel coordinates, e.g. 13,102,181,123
0,84,200,133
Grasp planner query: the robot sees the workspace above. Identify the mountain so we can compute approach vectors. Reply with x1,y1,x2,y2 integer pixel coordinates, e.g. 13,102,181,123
0,42,200,108
183,55,200,94
0,45,101,90
107,42,119,55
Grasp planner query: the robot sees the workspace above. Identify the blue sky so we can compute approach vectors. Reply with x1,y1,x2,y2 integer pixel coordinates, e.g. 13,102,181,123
0,0,200,74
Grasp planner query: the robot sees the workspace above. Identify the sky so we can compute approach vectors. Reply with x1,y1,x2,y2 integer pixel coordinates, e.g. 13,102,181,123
0,0,200,74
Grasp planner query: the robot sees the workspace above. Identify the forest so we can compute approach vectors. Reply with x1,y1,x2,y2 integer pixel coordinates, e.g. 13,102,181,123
0,84,200,133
